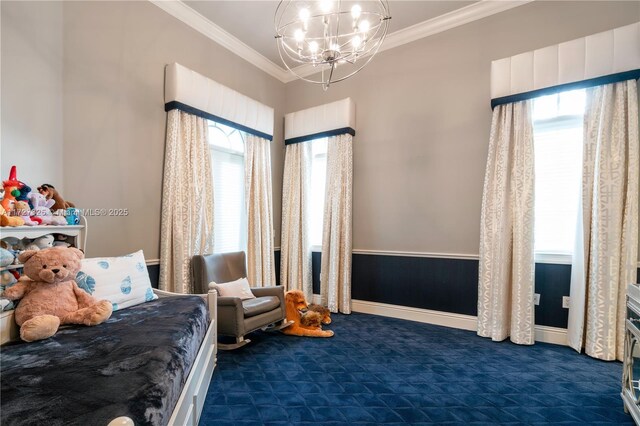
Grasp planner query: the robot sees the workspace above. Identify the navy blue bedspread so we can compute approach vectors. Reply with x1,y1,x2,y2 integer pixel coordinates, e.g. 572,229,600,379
1,296,209,426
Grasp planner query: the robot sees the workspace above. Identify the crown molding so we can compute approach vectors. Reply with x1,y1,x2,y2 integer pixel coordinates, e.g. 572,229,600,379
151,0,533,84
149,0,290,83
290,0,534,80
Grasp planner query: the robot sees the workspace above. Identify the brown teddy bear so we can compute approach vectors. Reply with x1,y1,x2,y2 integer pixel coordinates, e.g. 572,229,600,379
2,246,112,342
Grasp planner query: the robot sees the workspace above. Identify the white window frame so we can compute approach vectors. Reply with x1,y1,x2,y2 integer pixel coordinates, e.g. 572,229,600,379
531,91,585,265
208,121,247,254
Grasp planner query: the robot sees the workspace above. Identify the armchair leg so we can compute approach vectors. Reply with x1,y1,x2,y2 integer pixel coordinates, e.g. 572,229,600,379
263,319,294,332
218,336,251,351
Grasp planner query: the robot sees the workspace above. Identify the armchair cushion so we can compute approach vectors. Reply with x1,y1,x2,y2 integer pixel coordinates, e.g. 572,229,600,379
242,296,280,318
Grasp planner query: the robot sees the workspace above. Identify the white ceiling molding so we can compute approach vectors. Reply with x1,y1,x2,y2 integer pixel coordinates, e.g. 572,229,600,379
151,0,532,84
290,0,534,80
150,0,290,83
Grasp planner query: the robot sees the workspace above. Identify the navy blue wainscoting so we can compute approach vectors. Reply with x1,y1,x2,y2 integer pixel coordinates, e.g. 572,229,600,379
148,264,160,288
310,252,640,329
350,254,479,316
274,249,281,286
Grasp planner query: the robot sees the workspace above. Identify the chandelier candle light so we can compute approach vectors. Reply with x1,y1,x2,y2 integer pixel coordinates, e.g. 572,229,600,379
275,0,391,90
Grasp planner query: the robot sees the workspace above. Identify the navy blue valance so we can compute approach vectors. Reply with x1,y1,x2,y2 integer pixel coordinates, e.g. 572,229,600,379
491,70,640,109
284,127,355,145
165,101,273,141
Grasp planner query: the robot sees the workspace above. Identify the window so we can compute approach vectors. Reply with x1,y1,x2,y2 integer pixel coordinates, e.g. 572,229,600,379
209,121,247,253
309,138,328,248
532,89,586,259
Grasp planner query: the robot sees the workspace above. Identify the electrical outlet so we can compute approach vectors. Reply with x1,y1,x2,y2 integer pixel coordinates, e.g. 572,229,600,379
562,296,570,309
534,293,540,305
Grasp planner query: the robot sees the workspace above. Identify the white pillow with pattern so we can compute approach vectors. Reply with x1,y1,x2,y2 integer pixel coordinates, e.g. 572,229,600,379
76,250,157,311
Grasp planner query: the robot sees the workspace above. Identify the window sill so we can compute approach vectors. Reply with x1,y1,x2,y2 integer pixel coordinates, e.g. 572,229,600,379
534,252,572,265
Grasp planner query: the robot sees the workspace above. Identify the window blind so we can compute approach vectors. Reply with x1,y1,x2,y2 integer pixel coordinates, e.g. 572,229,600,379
211,147,247,254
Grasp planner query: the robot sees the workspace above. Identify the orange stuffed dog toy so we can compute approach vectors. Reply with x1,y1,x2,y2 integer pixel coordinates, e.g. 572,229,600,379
282,290,334,338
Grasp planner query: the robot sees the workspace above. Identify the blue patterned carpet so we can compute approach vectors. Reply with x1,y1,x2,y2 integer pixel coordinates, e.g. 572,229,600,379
199,312,631,425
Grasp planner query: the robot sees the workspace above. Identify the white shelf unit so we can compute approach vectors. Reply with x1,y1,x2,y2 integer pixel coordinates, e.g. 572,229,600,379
0,218,87,271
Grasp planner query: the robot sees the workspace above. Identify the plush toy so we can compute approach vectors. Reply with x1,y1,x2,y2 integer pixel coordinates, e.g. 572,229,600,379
23,235,55,251
0,271,18,311
37,184,75,212
14,201,40,226
16,184,32,206
1,237,25,252
282,290,334,338
0,248,14,267
300,310,324,328
52,235,72,248
307,303,332,325
0,202,25,227
0,187,24,227
2,247,113,342
1,166,23,213
30,192,66,225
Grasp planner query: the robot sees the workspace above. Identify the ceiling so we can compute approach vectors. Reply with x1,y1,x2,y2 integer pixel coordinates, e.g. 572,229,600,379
183,1,477,70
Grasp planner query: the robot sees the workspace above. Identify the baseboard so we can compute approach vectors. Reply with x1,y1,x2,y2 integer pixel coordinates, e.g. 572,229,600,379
350,299,568,346
534,324,568,346
351,299,477,331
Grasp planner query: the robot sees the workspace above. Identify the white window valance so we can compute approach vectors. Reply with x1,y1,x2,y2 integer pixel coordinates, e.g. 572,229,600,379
164,63,274,139
284,98,356,144
491,22,640,107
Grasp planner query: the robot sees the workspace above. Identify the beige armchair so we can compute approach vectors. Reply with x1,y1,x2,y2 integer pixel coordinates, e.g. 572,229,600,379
191,252,289,349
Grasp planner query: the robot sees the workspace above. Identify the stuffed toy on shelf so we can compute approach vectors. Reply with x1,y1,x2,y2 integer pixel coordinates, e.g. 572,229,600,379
37,184,75,212
1,166,23,214
14,201,40,226
30,192,66,225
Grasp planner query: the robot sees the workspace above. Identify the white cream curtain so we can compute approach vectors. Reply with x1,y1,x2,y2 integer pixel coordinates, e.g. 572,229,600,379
245,134,276,287
320,133,354,314
159,110,214,294
281,142,313,301
477,101,536,345
567,80,639,361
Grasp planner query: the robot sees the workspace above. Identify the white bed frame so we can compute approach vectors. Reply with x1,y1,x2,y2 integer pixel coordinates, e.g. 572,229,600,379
0,289,218,426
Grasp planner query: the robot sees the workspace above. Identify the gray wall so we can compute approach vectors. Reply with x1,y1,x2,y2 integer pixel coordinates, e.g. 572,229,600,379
1,1,64,190
284,1,640,256
61,1,285,258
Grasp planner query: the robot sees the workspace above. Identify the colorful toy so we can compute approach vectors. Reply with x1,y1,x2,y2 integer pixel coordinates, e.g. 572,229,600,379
2,247,113,342
14,201,40,226
0,201,25,227
37,184,75,212
16,184,32,207
2,166,23,213
30,192,66,225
